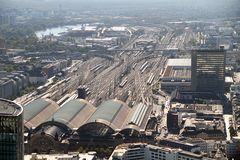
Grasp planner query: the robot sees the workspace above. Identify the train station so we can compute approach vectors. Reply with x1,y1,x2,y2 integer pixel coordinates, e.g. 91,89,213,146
24,98,156,153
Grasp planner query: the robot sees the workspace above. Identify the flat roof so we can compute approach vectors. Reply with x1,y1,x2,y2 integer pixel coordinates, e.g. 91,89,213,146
171,103,223,114
163,66,191,79
24,153,95,160
110,26,127,31
0,98,23,116
184,118,225,131
167,58,191,67
114,143,203,158
179,150,203,158
225,76,234,83
192,48,225,53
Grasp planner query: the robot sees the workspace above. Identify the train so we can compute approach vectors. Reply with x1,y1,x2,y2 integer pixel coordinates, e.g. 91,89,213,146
134,51,141,57
147,73,155,85
64,77,71,83
132,63,137,70
141,64,149,74
36,85,48,94
119,77,128,88
90,64,104,73
159,69,164,80
119,51,125,57
140,61,148,71
90,64,100,71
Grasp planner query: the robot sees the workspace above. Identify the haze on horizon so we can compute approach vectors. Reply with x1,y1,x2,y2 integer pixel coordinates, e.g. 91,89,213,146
1,0,240,20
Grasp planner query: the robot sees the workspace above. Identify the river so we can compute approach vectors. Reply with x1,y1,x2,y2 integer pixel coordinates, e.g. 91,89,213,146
35,24,83,39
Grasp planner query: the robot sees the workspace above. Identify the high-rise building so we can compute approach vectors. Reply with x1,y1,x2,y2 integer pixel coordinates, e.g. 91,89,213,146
0,98,24,160
226,137,240,159
191,49,226,93
167,110,181,134
0,38,5,48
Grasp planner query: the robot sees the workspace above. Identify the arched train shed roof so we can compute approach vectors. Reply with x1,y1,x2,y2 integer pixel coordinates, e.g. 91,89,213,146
44,99,96,130
121,103,152,133
24,98,59,129
84,99,131,130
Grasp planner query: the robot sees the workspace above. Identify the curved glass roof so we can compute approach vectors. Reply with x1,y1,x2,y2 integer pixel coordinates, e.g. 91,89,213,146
24,98,59,129
24,99,49,121
88,100,122,123
122,103,152,132
86,99,130,130
46,99,96,130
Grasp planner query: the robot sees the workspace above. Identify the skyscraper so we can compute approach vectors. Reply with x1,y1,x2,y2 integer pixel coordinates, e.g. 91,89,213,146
0,38,5,48
191,49,226,93
0,98,24,160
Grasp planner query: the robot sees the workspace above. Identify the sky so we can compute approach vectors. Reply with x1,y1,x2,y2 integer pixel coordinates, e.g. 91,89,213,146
1,0,240,19
1,0,239,9
2,0,239,7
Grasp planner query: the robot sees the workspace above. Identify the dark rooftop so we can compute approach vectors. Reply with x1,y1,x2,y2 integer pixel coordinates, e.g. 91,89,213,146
0,98,23,116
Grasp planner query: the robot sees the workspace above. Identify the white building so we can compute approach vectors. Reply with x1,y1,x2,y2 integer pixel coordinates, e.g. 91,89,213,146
109,143,206,160
24,152,96,160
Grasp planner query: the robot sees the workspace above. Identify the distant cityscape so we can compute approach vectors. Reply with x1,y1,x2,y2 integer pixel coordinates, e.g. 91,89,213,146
0,1,240,160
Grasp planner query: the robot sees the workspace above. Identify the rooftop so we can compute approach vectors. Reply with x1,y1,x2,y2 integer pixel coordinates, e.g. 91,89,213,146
166,58,191,67
110,26,127,32
192,48,226,53
183,118,225,132
46,99,96,130
171,103,223,115
86,99,130,130
163,66,191,79
123,103,152,131
0,98,23,116
24,98,59,129
225,76,234,83
110,143,203,159
24,153,95,160
162,58,191,81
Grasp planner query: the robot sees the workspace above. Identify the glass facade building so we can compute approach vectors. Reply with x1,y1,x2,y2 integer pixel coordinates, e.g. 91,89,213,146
0,98,23,160
191,49,226,93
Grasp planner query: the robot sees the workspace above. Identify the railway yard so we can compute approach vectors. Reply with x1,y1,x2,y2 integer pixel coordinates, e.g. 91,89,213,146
14,27,194,144
14,30,177,107
16,51,167,107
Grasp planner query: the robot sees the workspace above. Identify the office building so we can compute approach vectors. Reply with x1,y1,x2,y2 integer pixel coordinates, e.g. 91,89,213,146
167,110,181,133
191,49,226,93
225,137,240,159
109,143,205,160
0,38,5,48
159,139,201,153
0,98,24,160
